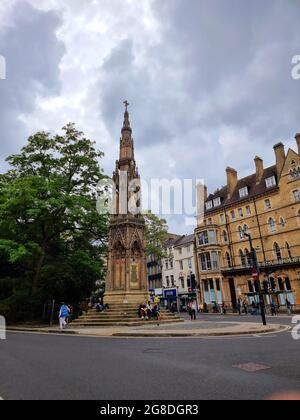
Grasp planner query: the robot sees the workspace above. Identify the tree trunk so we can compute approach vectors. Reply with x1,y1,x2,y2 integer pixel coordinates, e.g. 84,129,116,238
32,242,47,292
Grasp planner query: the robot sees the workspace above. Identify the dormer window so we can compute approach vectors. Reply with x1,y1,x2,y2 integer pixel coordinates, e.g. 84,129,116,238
265,176,277,188
213,197,221,207
206,201,213,210
239,187,249,198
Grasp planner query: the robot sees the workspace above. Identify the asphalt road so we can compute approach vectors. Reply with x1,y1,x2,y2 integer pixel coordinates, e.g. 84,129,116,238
0,320,299,400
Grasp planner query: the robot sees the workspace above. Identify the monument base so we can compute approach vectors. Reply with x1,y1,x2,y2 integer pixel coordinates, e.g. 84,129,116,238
104,291,150,305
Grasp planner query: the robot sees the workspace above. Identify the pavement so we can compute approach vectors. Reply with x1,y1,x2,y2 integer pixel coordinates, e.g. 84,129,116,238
7,314,290,338
0,325,300,400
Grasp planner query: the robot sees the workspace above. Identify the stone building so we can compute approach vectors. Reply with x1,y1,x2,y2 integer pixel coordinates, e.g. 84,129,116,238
147,233,180,292
162,234,197,310
195,134,300,312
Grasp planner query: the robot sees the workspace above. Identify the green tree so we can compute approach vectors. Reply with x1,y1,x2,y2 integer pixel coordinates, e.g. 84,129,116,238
144,211,169,259
0,123,108,320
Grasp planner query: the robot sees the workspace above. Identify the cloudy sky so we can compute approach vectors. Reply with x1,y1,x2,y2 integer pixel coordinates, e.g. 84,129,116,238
0,0,300,233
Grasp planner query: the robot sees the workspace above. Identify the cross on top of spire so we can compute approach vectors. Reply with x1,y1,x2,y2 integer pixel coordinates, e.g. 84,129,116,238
122,100,131,131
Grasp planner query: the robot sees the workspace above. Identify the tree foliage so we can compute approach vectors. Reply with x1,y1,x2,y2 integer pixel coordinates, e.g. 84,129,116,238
144,211,169,259
0,124,108,321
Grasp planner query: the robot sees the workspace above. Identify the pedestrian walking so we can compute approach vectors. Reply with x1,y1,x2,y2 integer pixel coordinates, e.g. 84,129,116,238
270,302,277,316
154,296,160,313
286,299,292,316
221,302,227,315
189,301,197,321
213,301,219,314
243,301,248,315
152,304,161,326
59,303,70,330
236,301,242,316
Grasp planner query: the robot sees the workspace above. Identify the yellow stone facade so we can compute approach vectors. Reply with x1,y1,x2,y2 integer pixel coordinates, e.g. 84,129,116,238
195,135,300,313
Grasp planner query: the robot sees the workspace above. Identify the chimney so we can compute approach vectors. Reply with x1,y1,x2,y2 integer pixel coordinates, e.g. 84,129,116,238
295,133,300,155
204,185,208,202
226,167,238,198
196,182,207,226
254,156,264,183
273,143,286,176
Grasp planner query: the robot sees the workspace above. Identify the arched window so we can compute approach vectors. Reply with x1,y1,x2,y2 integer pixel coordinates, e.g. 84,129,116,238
245,248,252,266
238,226,244,240
243,224,249,234
274,242,282,260
225,252,232,268
286,242,292,259
223,230,229,243
239,249,246,267
269,218,276,233
279,217,286,228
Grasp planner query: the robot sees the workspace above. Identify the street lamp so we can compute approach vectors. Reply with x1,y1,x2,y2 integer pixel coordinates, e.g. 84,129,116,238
242,231,267,326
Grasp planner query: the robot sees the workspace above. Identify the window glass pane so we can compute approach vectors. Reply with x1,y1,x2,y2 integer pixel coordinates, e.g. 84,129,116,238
239,187,248,198
206,253,212,270
266,176,276,188
213,197,221,207
211,251,219,269
293,190,300,202
285,277,291,291
209,230,216,243
265,199,271,210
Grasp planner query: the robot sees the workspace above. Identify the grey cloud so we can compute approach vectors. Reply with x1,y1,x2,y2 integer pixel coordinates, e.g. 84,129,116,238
97,0,300,232
100,39,173,151
1,0,300,233
0,1,65,167
113,3,298,175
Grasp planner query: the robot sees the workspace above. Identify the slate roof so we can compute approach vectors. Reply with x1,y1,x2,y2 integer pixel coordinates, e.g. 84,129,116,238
174,234,195,247
163,234,194,249
206,165,278,214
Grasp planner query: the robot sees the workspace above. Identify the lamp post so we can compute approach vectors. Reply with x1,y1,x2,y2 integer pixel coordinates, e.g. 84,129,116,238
243,231,267,326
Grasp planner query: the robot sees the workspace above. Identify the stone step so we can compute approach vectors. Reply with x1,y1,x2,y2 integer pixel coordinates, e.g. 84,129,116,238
82,311,177,317
74,318,179,324
74,305,183,328
88,310,141,315
75,315,180,322
88,308,173,313
71,319,184,328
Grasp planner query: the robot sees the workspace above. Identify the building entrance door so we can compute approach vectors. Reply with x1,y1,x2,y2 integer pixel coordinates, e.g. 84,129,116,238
229,278,237,309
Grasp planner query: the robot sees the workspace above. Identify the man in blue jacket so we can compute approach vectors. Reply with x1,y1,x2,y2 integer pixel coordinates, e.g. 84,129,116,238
59,303,70,330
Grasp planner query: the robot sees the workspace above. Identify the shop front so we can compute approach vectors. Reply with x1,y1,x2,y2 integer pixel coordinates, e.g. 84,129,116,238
163,288,178,311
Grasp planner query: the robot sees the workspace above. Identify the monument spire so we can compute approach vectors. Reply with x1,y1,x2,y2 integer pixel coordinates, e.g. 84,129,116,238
105,102,149,305
120,100,134,164
122,100,131,132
